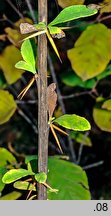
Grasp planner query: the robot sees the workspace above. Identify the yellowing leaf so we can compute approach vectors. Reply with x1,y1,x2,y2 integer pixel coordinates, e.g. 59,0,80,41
14,181,36,191
67,24,111,81
58,0,85,8
0,191,22,200
93,99,111,132
15,18,33,28
5,27,23,45
0,90,17,125
0,45,24,84
100,0,111,14
102,99,111,111
4,18,33,45
54,106,63,119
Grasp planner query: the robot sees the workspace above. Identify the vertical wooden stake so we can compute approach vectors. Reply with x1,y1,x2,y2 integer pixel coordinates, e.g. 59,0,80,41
37,0,48,200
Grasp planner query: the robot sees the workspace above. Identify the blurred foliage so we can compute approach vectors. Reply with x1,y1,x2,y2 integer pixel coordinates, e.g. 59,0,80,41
93,97,111,132
67,24,111,80
0,90,17,124
58,0,85,8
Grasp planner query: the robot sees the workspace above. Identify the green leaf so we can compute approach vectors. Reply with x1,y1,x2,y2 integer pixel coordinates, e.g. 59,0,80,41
48,26,62,35
0,90,17,125
25,155,37,164
48,157,91,200
102,99,111,111
0,147,17,167
15,39,36,74
0,167,7,192
25,156,38,174
15,61,36,74
49,5,97,26
2,169,34,184
61,69,96,88
0,191,22,200
23,155,91,199
97,64,111,80
93,99,111,132
0,73,6,88
67,24,111,80
35,22,46,30
20,39,36,72
14,181,36,191
35,172,47,183
70,131,92,147
54,114,91,131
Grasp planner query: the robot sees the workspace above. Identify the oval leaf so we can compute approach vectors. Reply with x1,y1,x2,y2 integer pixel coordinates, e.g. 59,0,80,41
54,114,91,131
0,147,17,167
0,191,22,200
58,0,85,8
14,181,36,191
21,39,36,73
15,60,36,74
0,167,7,192
4,17,33,44
35,172,47,183
70,131,92,147
102,99,111,111
93,100,111,132
67,24,111,80
49,5,97,26
0,45,24,84
48,157,91,200
100,0,111,14
22,156,91,199
25,155,37,164
2,169,34,184
0,90,17,125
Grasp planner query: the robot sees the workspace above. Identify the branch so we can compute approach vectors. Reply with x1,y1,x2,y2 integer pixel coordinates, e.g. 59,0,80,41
37,0,48,200
83,161,104,170
5,0,24,18
25,0,37,23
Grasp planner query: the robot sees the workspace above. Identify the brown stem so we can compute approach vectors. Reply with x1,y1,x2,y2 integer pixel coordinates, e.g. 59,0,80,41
37,0,48,200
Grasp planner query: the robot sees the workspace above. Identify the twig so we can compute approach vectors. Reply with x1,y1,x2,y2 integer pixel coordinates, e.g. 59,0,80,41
2,14,17,27
61,91,90,99
48,53,77,162
16,100,37,104
5,0,24,18
25,0,37,23
83,161,104,170
97,14,111,22
17,108,38,134
8,85,37,132
76,144,83,165
76,132,89,164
